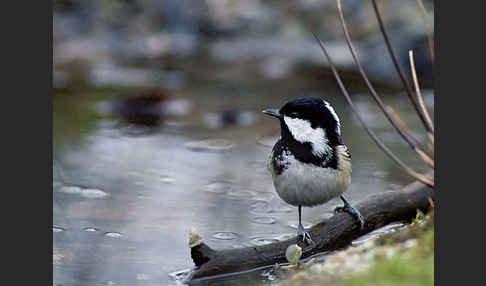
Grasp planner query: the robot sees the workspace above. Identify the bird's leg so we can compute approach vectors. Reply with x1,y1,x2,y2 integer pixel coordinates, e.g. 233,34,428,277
297,205,314,245
334,195,365,229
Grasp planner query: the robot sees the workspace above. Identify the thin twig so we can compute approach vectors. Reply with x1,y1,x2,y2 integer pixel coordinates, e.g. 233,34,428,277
385,106,410,136
370,0,434,134
416,0,434,62
386,106,434,168
415,148,434,168
409,50,434,133
312,32,433,188
427,132,434,147
426,134,434,155
336,0,433,165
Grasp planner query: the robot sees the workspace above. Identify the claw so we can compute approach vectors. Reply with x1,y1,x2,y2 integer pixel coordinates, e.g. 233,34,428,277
297,223,314,245
335,195,366,230
356,212,365,229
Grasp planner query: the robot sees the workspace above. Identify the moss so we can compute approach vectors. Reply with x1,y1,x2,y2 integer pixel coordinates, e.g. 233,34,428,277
340,211,434,286
341,246,433,286
276,209,434,286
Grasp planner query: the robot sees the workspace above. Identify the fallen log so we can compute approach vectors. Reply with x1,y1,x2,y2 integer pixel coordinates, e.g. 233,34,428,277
188,179,433,281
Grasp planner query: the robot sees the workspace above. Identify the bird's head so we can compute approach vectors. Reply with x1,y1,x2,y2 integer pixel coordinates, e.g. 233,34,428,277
263,97,342,157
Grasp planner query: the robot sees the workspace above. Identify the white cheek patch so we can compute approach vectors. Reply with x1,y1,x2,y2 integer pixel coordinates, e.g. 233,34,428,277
323,100,341,135
284,116,332,157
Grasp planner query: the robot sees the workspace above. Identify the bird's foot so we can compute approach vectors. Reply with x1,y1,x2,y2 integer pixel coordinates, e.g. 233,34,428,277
334,202,365,229
297,223,314,245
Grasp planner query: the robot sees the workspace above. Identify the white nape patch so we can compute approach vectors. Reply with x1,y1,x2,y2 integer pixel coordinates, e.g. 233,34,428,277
323,100,341,135
283,116,331,157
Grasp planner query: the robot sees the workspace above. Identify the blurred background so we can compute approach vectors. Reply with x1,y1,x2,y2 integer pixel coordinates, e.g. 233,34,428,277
53,0,434,285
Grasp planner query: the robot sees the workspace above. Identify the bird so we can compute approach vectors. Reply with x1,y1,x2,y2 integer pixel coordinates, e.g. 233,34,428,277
262,97,364,245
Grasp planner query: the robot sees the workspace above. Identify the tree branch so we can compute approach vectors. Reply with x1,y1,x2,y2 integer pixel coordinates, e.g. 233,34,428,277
188,179,433,281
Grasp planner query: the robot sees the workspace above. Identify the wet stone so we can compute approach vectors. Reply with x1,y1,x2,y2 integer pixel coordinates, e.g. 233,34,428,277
84,227,98,232
53,226,65,233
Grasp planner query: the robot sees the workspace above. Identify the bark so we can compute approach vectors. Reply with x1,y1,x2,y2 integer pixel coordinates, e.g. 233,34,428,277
189,180,433,281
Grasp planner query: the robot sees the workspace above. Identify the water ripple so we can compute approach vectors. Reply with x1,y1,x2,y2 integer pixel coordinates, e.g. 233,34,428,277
58,185,109,199
204,181,232,194
212,232,239,240
252,217,276,224
226,189,257,198
249,200,273,214
104,232,122,238
158,175,175,184
185,139,233,152
272,204,293,213
80,188,109,199
250,237,280,246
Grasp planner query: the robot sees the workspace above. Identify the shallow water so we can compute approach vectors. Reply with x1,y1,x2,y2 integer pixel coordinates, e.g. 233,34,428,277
53,80,433,285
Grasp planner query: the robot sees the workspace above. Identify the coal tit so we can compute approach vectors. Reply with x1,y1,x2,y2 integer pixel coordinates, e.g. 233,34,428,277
263,98,364,244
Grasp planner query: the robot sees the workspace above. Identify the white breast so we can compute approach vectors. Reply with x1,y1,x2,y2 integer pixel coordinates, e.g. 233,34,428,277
269,146,351,207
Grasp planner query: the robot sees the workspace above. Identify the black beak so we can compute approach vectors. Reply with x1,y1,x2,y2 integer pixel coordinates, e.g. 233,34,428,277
262,109,282,119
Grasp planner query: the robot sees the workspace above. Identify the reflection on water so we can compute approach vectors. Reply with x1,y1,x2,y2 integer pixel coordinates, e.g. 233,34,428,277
53,82,433,285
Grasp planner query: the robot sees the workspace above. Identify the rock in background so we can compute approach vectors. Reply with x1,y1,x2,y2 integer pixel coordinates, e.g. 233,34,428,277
53,0,434,89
